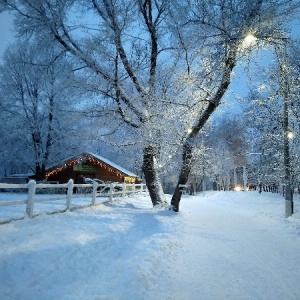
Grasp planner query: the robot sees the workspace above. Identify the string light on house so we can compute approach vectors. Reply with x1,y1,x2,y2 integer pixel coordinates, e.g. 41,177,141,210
46,153,126,180
46,157,84,179
84,154,123,178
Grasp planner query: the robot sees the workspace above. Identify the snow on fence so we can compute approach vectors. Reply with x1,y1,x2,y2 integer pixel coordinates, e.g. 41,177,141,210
0,179,148,224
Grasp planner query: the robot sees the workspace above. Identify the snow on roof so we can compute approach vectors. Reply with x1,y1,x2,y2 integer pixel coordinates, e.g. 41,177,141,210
5,173,33,178
86,152,137,177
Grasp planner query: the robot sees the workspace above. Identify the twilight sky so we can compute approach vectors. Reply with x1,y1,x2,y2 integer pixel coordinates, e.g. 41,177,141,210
0,11,15,60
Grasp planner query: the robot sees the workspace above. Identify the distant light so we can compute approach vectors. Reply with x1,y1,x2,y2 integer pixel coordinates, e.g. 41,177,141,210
188,128,193,134
287,132,294,139
234,185,242,191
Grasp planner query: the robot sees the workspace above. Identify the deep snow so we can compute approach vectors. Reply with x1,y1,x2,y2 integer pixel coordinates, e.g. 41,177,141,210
1,191,300,300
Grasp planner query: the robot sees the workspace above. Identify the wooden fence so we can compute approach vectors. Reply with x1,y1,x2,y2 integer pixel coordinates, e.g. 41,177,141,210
0,179,148,224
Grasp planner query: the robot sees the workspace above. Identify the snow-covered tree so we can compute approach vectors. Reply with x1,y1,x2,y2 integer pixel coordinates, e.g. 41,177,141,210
168,0,300,210
1,0,208,207
206,117,249,190
0,39,84,179
245,41,300,193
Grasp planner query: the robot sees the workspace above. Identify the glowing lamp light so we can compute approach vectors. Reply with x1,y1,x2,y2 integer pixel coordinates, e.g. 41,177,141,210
287,132,294,139
245,34,257,43
242,34,257,48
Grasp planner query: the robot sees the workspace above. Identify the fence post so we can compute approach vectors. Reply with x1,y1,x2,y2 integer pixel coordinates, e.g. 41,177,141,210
66,179,73,210
26,180,36,218
92,181,97,205
109,183,113,201
132,184,136,194
140,183,143,195
122,183,126,197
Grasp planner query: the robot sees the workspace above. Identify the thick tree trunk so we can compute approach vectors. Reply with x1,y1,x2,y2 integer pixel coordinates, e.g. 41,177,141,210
142,145,167,207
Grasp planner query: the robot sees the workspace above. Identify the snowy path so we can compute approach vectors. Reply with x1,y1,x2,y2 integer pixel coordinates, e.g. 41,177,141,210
167,192,300,300
0,191,300,299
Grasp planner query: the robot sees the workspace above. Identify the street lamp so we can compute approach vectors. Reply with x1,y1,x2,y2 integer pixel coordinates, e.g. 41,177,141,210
244,33,294,217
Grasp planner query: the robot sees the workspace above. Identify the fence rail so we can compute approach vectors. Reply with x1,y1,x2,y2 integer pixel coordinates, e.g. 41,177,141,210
0,179,148,224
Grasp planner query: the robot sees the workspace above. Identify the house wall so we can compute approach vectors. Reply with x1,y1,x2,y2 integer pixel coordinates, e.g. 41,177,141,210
94,166,124,183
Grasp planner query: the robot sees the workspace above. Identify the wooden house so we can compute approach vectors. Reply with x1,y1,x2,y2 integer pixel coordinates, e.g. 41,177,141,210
45,152,139,184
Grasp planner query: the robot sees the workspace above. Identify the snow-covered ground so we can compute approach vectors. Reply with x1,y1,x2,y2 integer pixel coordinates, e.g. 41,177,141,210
1,191,300,300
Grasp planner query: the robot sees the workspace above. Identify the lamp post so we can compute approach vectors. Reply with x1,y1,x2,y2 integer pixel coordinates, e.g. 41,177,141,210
278,45,293,217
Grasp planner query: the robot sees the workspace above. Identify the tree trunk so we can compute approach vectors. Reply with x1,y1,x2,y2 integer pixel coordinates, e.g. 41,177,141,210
142,145,167,207
35,164,46,181
171,143,194,211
